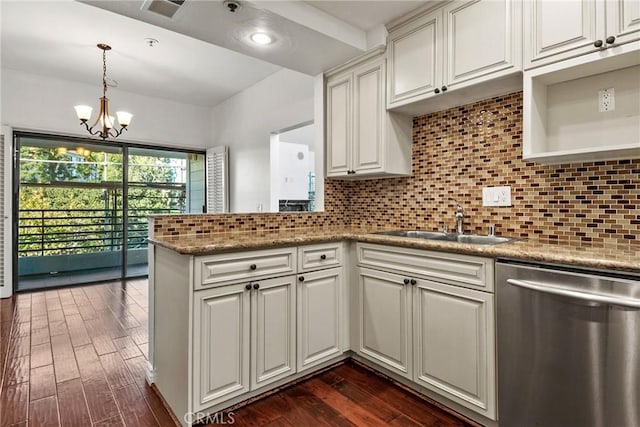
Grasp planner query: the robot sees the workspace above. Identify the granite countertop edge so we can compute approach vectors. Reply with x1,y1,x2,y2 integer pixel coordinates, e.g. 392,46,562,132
148,231,640,274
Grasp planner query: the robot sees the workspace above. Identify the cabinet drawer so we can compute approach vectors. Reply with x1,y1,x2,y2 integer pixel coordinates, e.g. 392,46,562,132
357,243,494,291
298,242,343,272
195,247,296,289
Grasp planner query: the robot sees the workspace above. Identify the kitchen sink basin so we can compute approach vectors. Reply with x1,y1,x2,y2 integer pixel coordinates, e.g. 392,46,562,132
451,234,512,245
375,230,515,245
375,230,448,239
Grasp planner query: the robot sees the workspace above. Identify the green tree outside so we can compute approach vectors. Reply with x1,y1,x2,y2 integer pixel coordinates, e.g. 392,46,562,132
19,146,186,256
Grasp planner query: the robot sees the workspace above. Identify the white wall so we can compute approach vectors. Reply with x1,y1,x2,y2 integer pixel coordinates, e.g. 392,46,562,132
276,141,311,201
1,68,212,150
210,68,315,213
279,122,315,147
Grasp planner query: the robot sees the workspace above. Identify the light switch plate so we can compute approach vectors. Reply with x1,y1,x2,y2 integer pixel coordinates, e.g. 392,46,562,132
483,186,512,207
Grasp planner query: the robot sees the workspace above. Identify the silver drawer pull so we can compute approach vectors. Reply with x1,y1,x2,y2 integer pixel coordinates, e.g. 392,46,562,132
507,279,640,309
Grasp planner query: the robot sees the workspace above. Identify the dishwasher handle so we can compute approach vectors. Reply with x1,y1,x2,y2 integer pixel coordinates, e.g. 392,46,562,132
507,279,640,309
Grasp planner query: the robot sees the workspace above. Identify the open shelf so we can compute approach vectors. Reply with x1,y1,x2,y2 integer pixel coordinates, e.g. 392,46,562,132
523,42,640,164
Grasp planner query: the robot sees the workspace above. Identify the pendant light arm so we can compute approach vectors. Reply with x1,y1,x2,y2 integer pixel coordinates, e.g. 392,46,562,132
75,43,132,140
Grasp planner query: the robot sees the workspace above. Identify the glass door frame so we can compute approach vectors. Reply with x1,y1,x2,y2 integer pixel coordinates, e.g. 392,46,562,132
12,131,205,292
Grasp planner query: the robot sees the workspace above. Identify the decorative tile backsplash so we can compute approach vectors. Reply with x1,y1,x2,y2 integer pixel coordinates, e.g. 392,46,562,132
152,91,639,248
343,92,639,247
150,180,351,237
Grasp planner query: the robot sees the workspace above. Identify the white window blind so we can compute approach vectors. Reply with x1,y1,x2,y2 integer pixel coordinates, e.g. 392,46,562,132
205,146,229,213
0,134,5,289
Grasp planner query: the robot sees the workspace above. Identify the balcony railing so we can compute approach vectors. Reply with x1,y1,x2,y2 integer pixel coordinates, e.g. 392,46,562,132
18,207,183,257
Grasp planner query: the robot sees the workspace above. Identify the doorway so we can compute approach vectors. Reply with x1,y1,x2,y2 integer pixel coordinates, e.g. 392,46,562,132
15,132,204,291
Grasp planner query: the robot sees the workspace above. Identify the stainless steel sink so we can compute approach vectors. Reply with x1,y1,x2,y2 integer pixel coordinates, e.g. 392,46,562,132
375,230,448,239
375,230,514,245
452,234,512,245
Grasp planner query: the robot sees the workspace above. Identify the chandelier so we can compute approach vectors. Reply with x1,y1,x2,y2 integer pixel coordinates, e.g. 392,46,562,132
74,44,132,140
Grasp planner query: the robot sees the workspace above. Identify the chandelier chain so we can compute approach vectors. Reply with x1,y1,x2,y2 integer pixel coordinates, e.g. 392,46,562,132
102,48,108,98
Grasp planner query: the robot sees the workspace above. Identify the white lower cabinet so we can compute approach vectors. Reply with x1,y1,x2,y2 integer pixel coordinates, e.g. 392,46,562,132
193,283,251,410
154,241,496,424
297,267,344,372
413,280,495,419
166,244,345,421
251,276,296,390
357,267,413,379
193,276,295,410
355,243,497,420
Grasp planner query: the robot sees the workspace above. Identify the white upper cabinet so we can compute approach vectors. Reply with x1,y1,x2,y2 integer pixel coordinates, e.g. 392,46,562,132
443,0,521,87
523,0,640,164
325,50,412,179
326,75,351,176
387,0,522,112
352,60,385,174
524,0,603,68
606,0,640,45
525,0,640,69
387,9,442,105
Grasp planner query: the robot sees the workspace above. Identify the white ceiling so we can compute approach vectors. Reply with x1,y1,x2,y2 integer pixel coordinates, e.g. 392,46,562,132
279,122,315,149
1,0,282,107
1,0,428,108
307,1,426,31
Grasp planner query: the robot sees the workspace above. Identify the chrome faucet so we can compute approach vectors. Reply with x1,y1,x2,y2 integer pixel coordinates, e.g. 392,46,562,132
453,200,465,234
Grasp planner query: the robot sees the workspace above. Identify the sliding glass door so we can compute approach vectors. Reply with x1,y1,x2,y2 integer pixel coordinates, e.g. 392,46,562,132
15,133,204,291
126,147,204,278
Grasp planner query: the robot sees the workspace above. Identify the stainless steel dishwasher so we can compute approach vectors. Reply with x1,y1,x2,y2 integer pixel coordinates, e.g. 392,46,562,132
496,259,640,427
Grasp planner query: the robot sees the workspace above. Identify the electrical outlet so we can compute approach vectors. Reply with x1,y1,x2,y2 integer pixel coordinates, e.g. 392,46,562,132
482,186,512,207
598,88,615,112
495,186,512,206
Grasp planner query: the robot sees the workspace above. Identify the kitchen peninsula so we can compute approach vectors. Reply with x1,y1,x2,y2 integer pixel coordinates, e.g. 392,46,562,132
147,212,639,426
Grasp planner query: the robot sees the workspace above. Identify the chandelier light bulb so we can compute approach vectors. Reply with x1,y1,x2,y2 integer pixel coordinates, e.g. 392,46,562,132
116,111,133,127
74,105,93,122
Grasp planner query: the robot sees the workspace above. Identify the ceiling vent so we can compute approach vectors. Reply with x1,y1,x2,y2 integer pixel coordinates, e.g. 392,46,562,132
141,0,186,19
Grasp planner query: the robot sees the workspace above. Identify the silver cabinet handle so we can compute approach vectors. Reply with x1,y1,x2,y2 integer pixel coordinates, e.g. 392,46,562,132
507,279,640,309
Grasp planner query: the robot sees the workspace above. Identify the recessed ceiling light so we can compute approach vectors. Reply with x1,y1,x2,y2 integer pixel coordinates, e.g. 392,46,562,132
250,32,273,45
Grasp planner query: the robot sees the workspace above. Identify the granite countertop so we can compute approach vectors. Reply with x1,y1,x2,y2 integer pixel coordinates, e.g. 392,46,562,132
149,228,640,274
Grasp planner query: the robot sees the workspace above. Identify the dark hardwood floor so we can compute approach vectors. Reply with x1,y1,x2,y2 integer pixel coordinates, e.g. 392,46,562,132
1,280,472,427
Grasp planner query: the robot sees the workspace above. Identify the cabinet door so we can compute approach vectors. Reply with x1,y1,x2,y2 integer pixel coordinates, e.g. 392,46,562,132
606,0,640,45
353,59,384,174
524,0,603,69
413,280,496,420
193,284,250,410
443,0,521,88
251,275,296,390
357,267,413,380
297,267,343,372
387,9,442,106
326,73,352,177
